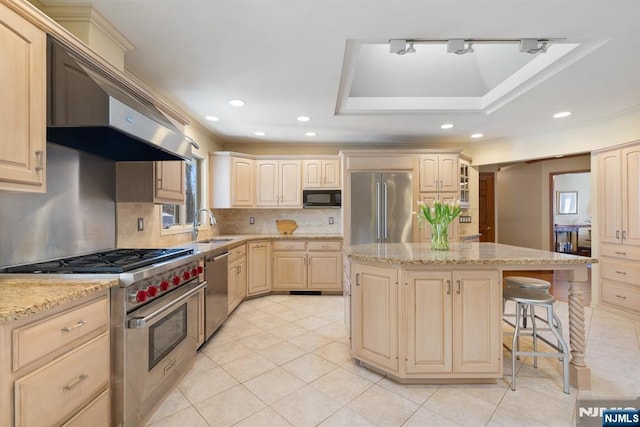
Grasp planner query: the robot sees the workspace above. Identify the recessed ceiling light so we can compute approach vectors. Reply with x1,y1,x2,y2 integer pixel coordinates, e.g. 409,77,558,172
254,131,266,136
440,123,454,129
205,115,219,122
305,132,316,137
229,99,245,107
471,133,483,139
553,111,572,118
297,116,311,122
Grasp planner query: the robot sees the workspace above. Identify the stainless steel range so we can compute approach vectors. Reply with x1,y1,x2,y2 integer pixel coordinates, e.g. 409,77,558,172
5,248,205,427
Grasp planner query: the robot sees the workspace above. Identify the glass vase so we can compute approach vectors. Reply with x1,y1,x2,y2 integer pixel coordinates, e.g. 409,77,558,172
431,222,449,250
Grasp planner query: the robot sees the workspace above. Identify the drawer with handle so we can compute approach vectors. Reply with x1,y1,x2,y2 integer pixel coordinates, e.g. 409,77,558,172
12,296,108,371
273,240,306,251
308,241,342,251
14,332,110,427
601,280,640,313
600,258,640,286
601,243,640,260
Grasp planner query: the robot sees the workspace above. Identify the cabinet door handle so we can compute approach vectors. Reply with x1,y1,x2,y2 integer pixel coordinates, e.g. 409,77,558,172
61,319,87,333
622,230,627,240
356,273,360,286
456,280,462,294
35,150,44,171
616,230,620,239
615,294,627,300
63,373,89,391
446,280,451,295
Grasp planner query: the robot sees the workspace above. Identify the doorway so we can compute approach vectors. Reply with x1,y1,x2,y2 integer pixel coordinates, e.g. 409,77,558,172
479,173,495,242
549,170,591,255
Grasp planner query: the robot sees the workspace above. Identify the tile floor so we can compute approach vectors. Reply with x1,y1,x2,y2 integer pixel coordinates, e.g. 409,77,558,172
147,294,640,427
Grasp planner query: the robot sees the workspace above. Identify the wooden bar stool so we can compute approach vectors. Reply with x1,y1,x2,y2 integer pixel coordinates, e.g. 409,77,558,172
503,287,570,394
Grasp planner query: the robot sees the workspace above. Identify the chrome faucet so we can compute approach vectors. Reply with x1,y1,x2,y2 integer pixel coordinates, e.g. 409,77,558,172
192,208,217,241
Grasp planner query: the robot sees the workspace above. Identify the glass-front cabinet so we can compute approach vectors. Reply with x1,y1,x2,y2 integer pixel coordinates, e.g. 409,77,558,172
459,159,470,208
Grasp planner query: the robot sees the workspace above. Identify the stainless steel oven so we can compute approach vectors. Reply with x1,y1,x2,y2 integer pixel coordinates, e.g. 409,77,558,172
123,277,205,426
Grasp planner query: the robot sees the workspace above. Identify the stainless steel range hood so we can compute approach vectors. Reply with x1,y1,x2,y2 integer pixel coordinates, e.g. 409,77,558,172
47,36,192,161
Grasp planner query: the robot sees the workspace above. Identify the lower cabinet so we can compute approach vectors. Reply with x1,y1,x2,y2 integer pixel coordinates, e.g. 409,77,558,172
351,262,502,380
599,244,640,317
0,293,111,427
247,241,272,296
228,244,247,314
272,240,342,291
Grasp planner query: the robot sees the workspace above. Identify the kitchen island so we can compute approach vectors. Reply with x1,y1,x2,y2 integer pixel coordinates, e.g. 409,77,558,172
346,242,595,389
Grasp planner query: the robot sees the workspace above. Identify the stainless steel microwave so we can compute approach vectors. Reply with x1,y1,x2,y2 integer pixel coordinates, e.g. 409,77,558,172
303,189,341,208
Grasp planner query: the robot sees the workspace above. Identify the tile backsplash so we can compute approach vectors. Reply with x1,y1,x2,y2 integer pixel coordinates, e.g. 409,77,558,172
213,208,342,235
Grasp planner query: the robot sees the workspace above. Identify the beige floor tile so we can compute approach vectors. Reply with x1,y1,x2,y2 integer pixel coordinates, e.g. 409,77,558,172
269,322,311,339
282,353,338,383
313,341,352,365
201,340,255,365
146,388,192,424
295,315,335,330
317,407,377,426
146,406,209,427
256,340,309,366
347,384,419,426
487,406,548,427
440,381,509,406
498,383,575,425
402,406,462,427
340,359,384,383
314,321,348,340
221,353,277,383
287,330,334,351
244,367,306,405
260,302,296,316
272,307,311,322
233,407,293,426
194,385,266,427
377,377,440,405
422,387,497,426
178,365,239,404
271,385,343,426
239,330,285,350
310,366,374,405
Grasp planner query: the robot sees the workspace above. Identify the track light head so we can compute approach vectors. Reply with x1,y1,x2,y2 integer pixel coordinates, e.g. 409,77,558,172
389,39,416,55
447,39,474,55
520,38,548,54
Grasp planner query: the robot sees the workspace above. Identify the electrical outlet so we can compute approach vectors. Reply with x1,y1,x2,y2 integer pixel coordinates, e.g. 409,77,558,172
249,217,255,225
459,215,472,223
137,217,144,231
329,217,334,225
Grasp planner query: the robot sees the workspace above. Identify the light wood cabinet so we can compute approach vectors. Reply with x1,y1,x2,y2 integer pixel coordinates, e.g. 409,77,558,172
272,240,342,291
0,3,46,193
302,158,341,189
256,159,301,207
210,153,255,208
116,161,185,204
351,263,399,373
0,293,110,427
247,241,272,296
419,153,459,193
227,244,247,314
459,159,470,208
597,145,640,318
418,193,459,244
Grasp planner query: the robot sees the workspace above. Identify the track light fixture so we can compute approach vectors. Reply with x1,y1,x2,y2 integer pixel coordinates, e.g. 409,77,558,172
388,38,554,55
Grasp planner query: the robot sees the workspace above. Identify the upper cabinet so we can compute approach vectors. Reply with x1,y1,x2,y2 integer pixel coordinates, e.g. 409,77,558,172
255,159,301,207
116,161,185,204
599,146,640,246
0,3,46,193
210,153,255,208
419,154,459,193
302,158,341,189
459,159,470,208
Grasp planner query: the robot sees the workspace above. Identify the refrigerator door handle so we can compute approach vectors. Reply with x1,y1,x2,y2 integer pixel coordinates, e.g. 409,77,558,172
383,182,388,240
376,182,381,241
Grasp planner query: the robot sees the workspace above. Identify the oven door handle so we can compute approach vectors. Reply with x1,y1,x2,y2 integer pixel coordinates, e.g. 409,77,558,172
127,281,206,329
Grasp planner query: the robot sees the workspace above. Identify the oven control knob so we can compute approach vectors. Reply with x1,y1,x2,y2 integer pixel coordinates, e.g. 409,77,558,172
160,280,170,291
183,271,191,280
147,285,158,297
172,276,181,286
135,289,148,303
191,268,198,277
197,265,204,274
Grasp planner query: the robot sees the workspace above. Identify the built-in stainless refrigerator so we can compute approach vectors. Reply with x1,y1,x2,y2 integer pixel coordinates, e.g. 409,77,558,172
350,172,413,245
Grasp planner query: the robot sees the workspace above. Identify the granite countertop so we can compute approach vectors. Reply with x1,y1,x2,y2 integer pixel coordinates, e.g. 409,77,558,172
184,234,343,253
347,242,598,266
0,277,119,323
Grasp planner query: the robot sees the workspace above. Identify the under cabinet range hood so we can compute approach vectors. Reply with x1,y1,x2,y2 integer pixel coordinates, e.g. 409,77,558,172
46,36,192,161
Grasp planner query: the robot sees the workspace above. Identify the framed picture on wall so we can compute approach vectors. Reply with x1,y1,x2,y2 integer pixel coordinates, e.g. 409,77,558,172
557,191,578,215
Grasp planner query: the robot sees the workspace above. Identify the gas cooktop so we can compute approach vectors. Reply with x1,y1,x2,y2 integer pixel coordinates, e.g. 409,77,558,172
3,248,193,274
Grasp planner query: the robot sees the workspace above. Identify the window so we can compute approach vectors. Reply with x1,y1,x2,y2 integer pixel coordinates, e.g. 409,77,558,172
162,157,202,229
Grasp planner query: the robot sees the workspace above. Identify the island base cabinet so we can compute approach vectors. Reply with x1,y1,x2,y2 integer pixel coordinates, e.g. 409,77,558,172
351,263,399,373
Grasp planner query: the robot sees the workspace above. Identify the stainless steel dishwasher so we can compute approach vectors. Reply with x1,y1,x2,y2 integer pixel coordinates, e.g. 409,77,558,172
204,251,229,342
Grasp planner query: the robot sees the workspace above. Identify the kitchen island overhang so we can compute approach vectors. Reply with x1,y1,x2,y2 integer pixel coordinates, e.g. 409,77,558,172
345,242,596,390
